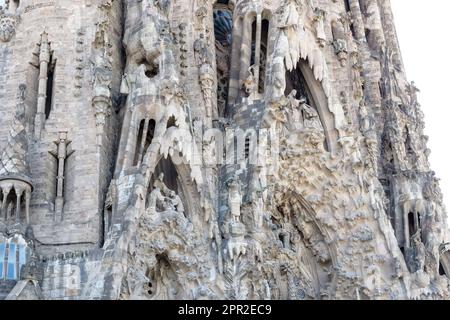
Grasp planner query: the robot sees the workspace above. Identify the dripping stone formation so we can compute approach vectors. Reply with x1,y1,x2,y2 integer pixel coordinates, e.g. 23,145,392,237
0,0,448,300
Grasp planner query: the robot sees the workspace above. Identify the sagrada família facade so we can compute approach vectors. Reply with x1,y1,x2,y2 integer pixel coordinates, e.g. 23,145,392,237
0,0,449,300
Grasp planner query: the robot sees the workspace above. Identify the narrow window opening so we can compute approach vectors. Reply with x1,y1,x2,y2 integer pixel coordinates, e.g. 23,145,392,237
439,263,446,276
244,136,250,160
213,5,233,116
349,23,356,39
45,57,55,120
143,119,155,161
258,19,269,94
344,0,351,12
105,205,112,235
134,120,145,166
408,212,417,240
250,18,257,67
378,80,384,99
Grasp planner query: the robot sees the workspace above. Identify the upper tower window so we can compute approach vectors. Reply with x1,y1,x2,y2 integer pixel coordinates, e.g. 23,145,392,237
214,3,233,116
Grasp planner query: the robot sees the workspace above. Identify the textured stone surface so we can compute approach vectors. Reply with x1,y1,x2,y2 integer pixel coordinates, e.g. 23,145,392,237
0,0,449,300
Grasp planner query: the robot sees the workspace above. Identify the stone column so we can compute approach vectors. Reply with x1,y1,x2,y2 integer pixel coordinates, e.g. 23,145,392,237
15,187,23,223
25,190,31,225
378,0,404,68
349,0,366,41
1,186,11,221
55,132,68,221
403,208,410,248
34,32,51,139
238,14,253,94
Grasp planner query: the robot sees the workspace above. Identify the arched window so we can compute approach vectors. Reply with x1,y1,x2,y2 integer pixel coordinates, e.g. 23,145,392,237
0,235,29,281
284,60,340,152
214,4,233,116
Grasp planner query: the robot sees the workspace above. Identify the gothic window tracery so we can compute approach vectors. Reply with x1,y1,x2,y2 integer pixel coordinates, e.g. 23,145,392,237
0,235,29,281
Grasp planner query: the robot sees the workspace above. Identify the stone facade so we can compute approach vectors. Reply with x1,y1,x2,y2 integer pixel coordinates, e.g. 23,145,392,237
0,0,449,300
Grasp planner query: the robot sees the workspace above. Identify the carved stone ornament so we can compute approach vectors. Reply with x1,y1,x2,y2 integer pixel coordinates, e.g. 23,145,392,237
0,13,19,42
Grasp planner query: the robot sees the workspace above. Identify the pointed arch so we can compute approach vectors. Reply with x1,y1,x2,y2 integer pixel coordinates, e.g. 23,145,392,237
285,59,339,153
274,188,340,298
145,155,202,222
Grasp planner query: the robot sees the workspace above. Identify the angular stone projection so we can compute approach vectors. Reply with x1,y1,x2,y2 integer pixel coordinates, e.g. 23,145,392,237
0,0,448,300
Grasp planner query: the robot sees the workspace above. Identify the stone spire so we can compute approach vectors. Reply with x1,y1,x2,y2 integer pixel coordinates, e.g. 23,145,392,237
0,84,32,183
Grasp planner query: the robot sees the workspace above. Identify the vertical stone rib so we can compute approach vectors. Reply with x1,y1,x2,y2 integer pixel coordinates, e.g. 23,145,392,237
349,0,366,41
34,32,50,139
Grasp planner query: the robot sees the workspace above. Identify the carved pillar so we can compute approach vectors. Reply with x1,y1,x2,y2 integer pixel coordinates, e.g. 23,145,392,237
348,0,365,41
253,13,262,97
239,14,252,93
1,186,11,221
15,187,23,223
313,9,327,47
6,202,13,221
92,49,112,147
34,32,51,139
25,190,31,224
55,132,68,221
93,99,111,146
403,208,409,248
378,0,403,68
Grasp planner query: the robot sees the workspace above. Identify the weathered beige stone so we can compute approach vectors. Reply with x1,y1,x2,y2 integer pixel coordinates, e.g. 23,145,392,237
0,0,448,300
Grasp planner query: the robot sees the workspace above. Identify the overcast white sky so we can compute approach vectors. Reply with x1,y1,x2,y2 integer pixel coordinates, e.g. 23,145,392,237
391,0,450,212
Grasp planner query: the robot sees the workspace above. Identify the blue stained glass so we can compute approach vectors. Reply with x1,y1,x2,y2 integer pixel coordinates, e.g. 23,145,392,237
18,245,26,276
0,243,5,279
7,243,16,280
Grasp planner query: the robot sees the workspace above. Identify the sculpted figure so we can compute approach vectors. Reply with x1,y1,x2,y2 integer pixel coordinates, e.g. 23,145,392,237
168,190,184,214
147,187,165,214
93,49,112,99
406,81,420,107
300,98,322,130
194,33,216,118
286,90,303,131
242,65,257,96
228,178,242,223
422,210,442,277
412,231,426,272
154,173,171,196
